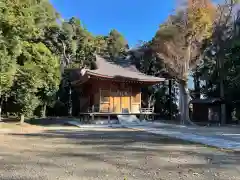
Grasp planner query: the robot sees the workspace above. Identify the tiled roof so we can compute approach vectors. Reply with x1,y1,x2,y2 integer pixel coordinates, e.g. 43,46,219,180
83,55,165,82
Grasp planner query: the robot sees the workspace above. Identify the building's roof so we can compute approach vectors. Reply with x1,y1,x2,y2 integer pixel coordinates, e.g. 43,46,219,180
72,55,165,84
85,55,164,82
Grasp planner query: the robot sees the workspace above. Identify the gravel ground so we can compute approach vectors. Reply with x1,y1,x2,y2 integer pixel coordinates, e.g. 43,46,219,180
0,128,239,180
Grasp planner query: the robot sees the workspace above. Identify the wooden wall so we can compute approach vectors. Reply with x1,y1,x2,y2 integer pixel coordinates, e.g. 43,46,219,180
79,78,142,113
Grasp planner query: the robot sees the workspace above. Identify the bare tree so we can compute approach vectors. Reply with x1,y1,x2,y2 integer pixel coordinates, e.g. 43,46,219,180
152,0,215,124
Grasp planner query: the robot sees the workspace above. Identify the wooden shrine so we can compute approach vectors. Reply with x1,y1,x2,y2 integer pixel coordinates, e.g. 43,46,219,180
71,55,165,117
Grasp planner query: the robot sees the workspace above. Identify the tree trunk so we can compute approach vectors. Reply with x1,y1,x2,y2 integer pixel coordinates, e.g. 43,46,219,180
179,80,190,125
179,81,185,124
0,96,4,122
41,103,47,118
220,79,226,124
179,43,196,126
0,104,2,122
20,114,24,124
193,73,201,99
218,53,226,124
68,83,72,116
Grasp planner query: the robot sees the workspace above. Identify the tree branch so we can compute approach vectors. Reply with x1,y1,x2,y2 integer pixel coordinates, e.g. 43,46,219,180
60,39,71,65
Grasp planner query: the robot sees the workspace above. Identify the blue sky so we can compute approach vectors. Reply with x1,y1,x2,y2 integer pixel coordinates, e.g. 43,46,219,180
50,0,175,47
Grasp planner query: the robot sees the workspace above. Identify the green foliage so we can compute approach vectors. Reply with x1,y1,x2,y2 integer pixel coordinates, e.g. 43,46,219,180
200,36,240,99
11,63,42,116
154,85,179,119
0,0,60,118
190,0,240,122
107,29,129,59
131,42,164,76
40,14,130,116
0,0,169,119
0,48,16,96
15,41,60,117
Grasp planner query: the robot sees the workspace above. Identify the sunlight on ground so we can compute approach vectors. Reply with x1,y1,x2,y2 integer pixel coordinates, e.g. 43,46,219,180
0,123,21,129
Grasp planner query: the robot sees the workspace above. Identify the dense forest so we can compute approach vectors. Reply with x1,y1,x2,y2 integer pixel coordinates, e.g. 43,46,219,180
0,0,240,123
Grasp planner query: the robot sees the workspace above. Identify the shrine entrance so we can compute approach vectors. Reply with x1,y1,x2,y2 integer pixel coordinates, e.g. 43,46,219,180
110,88,131,113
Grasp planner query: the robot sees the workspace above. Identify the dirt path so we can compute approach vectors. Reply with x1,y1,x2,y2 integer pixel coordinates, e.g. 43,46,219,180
0,128,239,180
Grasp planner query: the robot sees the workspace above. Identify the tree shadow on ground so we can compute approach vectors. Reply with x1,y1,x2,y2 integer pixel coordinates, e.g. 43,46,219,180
25,117,80,127
8,129,201,148
4,129,240,180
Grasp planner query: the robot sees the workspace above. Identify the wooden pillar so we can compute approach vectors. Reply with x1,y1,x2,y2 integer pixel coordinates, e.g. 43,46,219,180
99,88,102,113
169,79,172,120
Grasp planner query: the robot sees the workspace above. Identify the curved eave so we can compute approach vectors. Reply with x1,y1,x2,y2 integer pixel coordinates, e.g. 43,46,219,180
71,73,89,86
87,71,165,83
